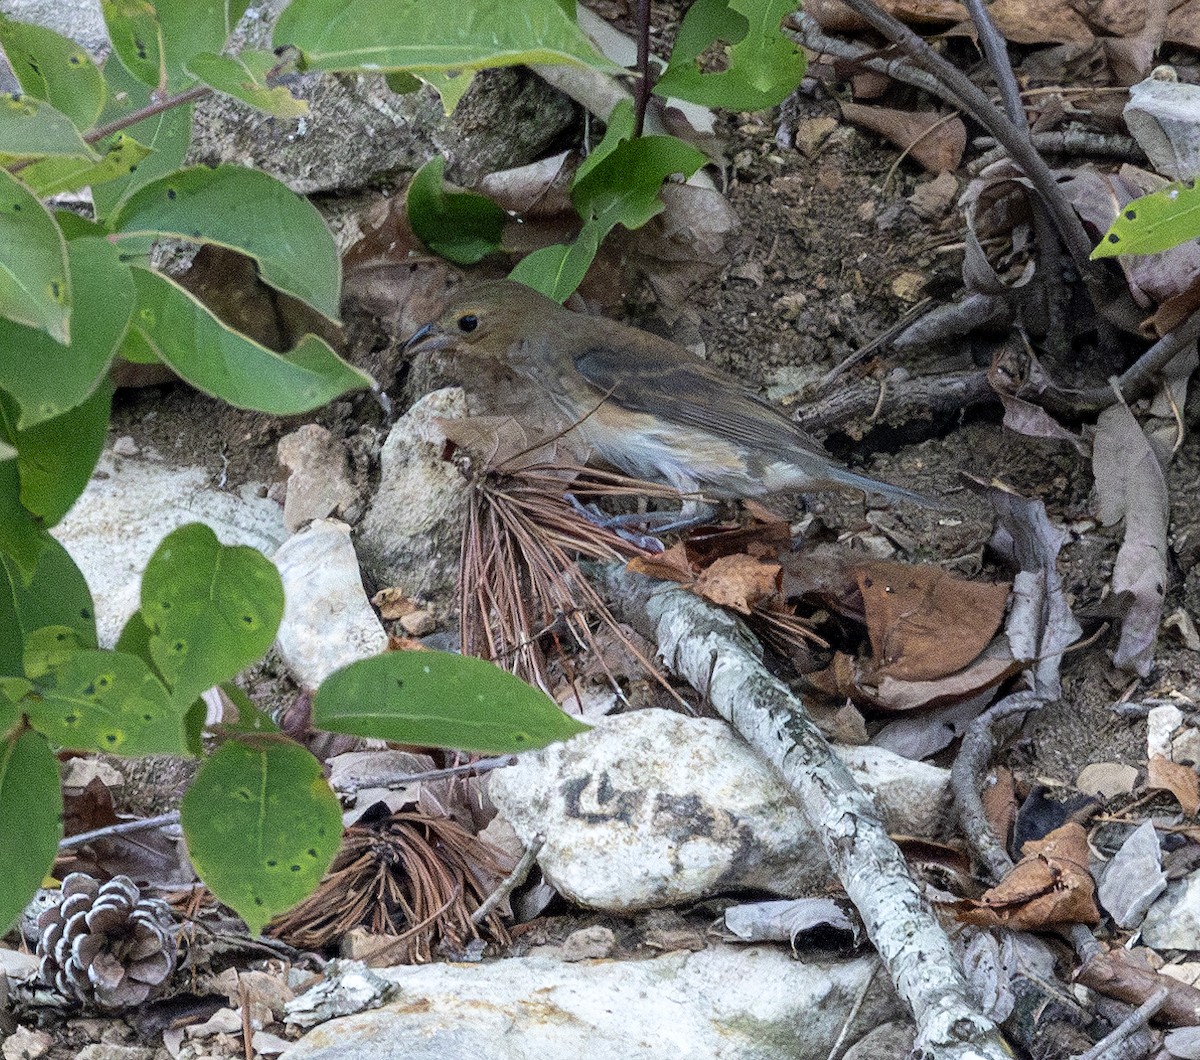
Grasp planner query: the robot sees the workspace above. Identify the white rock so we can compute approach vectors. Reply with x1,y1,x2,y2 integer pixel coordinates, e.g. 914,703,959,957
1148,704,1184,760
274,520,387,690
355,389,470,610
280,948,902,1060
490,709,950,910
1142,867,1200,949
53,450,287,645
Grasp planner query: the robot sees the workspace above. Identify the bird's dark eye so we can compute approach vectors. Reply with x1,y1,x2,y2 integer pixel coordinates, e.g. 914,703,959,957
457,314,479,333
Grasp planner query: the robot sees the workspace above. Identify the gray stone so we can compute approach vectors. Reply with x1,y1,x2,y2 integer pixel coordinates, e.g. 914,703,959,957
280,948,903,1060
1143,867,1200,949
53,449,287,645
561,925,616,962
274,519,387,690
355,388,470,612
277,424,360,533
490,709,950,911
0,0,107,54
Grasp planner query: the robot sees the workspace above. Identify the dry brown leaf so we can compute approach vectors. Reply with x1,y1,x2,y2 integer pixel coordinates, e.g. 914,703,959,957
1076,946,1200,1026
1148,755,1200,816
951,823,1100,929
850,560,1011,682
955,0,1093,43
839,103,966,174
808,651,857,699
694,554,782,615
627,541,696,583
806,0,967,29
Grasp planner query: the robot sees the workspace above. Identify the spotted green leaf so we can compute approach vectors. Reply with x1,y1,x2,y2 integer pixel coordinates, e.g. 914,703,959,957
27,649,187,754
0,169,69,342
0,237,133,429
139,523,284,707
1091,179,1200,258
314,649,591,753
187,49,308,118
182,737,342,935
0,15,106,130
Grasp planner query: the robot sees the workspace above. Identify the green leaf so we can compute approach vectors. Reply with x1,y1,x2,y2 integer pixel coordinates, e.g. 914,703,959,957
0,16,106,130
420,70,475,115
139,523,284,707
27,649,187,754
0,169,69,342
187,50,308,118
112,165,341,319
90,57,194,220
273,0,619,74
0,728,62,937
511,105,705,300
407,155,507,265
129,268,371,413
0,237,133,429
0,538,97,678
214,682,281,736
23,624,90,679
153,0,253,92
313,650,591,753
0,382,113,526
653,0,806,111
1091,180,1200,258
0,455,46,578
0,93,97,159
19,134,152,198
101,0,165,89
508,225,600,302
181,737,341,935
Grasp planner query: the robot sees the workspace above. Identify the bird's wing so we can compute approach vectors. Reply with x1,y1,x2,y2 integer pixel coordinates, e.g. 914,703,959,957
570,338,833,465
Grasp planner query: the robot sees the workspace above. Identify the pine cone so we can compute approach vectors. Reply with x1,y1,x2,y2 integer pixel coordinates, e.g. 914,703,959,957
36,873,177,1009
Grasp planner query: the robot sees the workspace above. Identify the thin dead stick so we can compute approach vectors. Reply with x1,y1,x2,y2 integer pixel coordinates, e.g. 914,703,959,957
471,833,545,925
599,564,1011,1060
60,811,181,850
794,2,1138,332
950,691,1041,882
1073,988,1167,1060
827,959,882,1060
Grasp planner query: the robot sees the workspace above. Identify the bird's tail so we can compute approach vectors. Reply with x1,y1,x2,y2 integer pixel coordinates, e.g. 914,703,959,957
823,466,953,511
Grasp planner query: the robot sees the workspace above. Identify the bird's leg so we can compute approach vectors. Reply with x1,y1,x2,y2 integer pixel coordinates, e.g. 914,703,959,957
565,493,718,535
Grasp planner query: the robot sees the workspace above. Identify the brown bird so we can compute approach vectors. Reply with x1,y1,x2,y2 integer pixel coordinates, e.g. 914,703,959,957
405,280,944,519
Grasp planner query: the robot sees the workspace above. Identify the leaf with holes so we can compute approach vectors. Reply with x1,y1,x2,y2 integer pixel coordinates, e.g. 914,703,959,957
181,737,342,935
653,0,806,111
0,15,106,130
0,728,62,936
0,92,96,159
139,523,284,707
1092,179,1200,258
314,650,591,753
26,649,187,754
111,165,341,319
187,50,308,118
18,134,152,198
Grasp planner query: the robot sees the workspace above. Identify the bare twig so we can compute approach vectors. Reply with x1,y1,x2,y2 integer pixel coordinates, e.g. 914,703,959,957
471,833,545,925
600,564,1012,1059
59,811,181,850
334,755,519,795
1073,988,1167,1060
797,368,995,431
791,3,1139,332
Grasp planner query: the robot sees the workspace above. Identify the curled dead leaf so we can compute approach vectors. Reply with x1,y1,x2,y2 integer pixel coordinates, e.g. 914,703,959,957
694,554,782,615
1148,755,1200,816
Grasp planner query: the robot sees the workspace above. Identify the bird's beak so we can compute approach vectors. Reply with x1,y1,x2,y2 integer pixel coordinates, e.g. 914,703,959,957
402,322,455,355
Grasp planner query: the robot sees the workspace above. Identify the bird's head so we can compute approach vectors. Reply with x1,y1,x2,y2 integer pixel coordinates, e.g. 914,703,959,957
402,280,559,367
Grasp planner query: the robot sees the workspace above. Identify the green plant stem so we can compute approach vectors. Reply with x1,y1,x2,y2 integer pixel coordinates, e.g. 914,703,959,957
829,0,1140,333
633,0,652,137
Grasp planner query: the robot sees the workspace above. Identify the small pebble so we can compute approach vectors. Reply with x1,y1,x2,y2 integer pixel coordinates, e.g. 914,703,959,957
112,436,139,457
399,609,436,636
